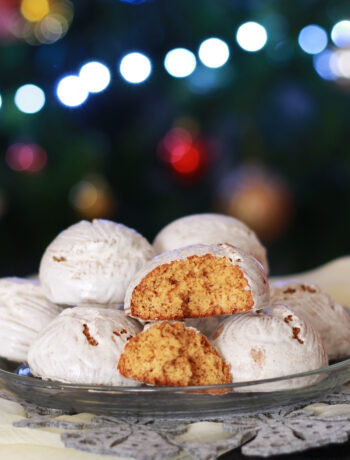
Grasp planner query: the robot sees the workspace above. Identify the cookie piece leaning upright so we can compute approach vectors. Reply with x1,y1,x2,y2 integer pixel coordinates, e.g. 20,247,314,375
124,243,270,321
39,219,155,306
118,321,232,386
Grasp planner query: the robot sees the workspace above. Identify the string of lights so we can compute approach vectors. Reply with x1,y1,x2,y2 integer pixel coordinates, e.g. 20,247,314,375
1,20,349,114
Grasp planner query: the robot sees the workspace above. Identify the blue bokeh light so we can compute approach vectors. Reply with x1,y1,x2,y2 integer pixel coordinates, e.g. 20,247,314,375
298,25,328,55
313,50,337,81
56,75,89,107
79,61,111,93
119,52,152,84
164,48,196,78
187,66,229,94
14,84,45,114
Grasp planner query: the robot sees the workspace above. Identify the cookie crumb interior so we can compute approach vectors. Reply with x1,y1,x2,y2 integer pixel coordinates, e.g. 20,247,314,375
130,254,254,320
118,321,232,386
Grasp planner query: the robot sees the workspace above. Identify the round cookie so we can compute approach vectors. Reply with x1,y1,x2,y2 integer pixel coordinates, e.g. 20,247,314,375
153,213,268,273
28,306,142,385
212,304,328,391
270,281,350,360
39,219,155,305
0,278,62,362
118,321,232,386
124,243,270,321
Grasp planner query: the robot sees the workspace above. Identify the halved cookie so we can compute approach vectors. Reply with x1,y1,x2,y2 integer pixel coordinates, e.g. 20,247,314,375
118,321,232,386
124,244,269,321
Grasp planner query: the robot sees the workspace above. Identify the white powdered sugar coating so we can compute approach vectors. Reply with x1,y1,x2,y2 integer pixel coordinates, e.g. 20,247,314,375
124,243,270,318
28,306,142,385
212,304,328,391
270,281,350,360
39,219,156,306
0,278,63,362
153,213,269,273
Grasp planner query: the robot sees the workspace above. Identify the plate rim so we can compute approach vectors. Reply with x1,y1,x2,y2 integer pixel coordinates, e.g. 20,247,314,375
1,358,349,393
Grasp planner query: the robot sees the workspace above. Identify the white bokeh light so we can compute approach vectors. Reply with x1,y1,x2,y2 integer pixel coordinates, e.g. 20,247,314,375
56,75,89,107
330,49,350,79
198,38,230,68
0,94,2,110
164,48,196,78
298,25,328,55
14,84,45,114
336,50,350,79
331,20,350,48
119,52,152,84
79,61,111,93
236,21,268,52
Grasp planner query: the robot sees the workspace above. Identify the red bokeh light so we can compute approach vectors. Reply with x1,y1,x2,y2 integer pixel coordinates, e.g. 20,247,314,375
5,143,47,172
158,127,210,179
0,0,21,41
158,128,193,163
170,146,200,174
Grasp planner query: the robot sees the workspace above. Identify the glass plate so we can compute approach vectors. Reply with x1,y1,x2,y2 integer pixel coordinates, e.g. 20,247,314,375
0,359,350,418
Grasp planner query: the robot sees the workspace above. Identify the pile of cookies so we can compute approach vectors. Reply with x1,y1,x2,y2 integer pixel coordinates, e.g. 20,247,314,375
0,214,349,391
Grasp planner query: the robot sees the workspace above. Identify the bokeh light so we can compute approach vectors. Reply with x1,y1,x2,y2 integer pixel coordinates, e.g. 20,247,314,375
236,22,268,52
188,66,227,94
18,0,73,45
313,50,337,80
298,25,328,55
330,49,350,79
171,145,200,174
5,143,47,173
14,84,45,114
158,127,193,163
79,61,111,93
20,0,50,22
198,38,230,68
69,174,116,218
157,124,210,180
119,52,152,84
335,50,350,79
331,20,350,48
0,94,2,109
0,1,19,41
36,14,66,44
217,166,294,241
164,48,196,78
56,75,89,107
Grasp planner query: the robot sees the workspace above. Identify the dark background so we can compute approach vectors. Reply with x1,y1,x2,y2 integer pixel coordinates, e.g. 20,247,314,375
0,0,349,277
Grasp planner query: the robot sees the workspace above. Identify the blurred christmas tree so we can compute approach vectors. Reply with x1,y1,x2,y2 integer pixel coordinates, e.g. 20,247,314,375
0,0,349,276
